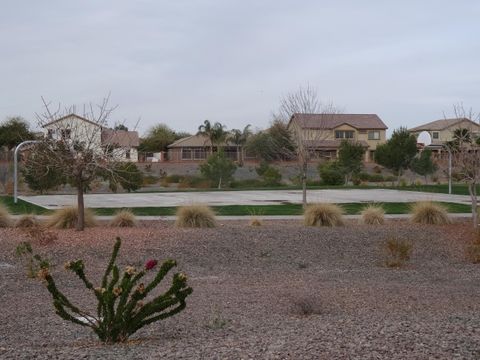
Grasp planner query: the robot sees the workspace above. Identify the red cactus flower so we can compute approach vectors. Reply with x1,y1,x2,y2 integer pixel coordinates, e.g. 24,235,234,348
145,259,158,270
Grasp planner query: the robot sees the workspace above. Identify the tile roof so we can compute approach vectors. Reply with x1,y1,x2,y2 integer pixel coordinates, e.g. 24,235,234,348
289,113,387,130
168,134,234,148
409,118,478,132
101,129,139,147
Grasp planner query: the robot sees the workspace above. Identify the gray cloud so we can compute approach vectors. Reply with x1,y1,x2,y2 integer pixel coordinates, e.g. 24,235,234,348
0,0,479,135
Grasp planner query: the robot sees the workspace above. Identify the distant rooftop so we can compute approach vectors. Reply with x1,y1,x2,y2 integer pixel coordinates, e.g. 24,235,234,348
288,113,387,130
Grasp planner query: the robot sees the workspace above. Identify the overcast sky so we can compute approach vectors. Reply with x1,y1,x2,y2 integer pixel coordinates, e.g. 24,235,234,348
0,0,478,136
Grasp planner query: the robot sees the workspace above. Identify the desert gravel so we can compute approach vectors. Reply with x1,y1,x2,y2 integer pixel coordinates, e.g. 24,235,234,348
1,220,480,359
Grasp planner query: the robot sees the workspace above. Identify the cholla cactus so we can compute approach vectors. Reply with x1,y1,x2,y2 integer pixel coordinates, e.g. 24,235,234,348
40,237,192,343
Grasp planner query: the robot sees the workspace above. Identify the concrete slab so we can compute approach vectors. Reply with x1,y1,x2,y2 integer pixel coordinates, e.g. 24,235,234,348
20,189,473,209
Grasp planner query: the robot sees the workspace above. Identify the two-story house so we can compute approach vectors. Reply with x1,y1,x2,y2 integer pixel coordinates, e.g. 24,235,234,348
287,113,388,162
42,114,140,162
409,117,480,152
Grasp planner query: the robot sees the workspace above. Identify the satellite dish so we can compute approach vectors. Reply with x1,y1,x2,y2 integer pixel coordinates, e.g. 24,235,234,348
417,131,432,147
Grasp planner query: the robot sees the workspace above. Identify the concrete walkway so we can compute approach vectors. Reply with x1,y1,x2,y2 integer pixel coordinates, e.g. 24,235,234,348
20,189,472,209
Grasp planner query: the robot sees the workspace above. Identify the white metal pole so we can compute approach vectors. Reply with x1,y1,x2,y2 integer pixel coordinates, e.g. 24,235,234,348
14,140,40,204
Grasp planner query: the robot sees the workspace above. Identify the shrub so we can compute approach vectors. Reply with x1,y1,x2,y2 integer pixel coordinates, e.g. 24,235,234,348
256,161,282,186
410,202,450,225
318,161,344,185
304,203,344,227
46,207,96,229
15,214,40,228
230,179,264,188
142,175,159,186
250,218,262,226
23,225,57,246
113,163,144,192
360,205,385,225
383,236,412,267
34,237,192,343
0,203,12,227
175,205,216,228
109,210,137,227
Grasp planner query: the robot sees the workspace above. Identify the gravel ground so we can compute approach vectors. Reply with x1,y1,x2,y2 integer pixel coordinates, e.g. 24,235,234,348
1,220,480,359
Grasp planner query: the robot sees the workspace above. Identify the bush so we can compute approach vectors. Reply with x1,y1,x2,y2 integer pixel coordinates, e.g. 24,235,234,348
250,218,262,226
175,205,216,228
0,203,12,227
318,161,344,185
383,236,412,267
304,203,344,227
360,205,385,225
410,202,450,225
230,179,264,188
199,150,236,188
113,163,143,192
15,214,40,228
142,175,159,186
33,237,192,343
109,210,137,227
46,207,97,229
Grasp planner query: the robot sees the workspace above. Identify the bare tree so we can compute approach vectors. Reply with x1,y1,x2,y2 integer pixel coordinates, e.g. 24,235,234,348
446,104,480,227
32,95,139,231
275,85,340,207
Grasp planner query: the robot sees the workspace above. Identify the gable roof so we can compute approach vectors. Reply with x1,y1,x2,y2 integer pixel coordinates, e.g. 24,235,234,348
288,113,387,130
409,118,480,132
101,129,139,147
41,113,103,128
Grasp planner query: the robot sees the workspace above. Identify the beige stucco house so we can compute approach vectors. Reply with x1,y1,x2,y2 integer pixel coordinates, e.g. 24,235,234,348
287,113,388,162
409,117,480,152
42,114,140,162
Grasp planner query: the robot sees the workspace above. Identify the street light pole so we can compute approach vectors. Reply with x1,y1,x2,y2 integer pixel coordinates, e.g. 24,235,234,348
14,140,40,203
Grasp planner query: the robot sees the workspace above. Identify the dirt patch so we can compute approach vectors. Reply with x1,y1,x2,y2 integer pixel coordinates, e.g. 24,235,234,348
1,220,480,359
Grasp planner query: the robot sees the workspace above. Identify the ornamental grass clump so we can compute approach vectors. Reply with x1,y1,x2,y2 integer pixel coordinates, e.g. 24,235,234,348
46,206,96,229
410,201,450,225
15,214,41,228
0,203,12,227
175,204,216,228
383,236,413,268
109,210,137,227
36,237,192,343
304,203,344,227
359,205,385,225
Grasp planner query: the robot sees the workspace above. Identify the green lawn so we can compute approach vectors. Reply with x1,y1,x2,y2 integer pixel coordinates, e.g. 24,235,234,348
92,202,472,216
0,196,51,215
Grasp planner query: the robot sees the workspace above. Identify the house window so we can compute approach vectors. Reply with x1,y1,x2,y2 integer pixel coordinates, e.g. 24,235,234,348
335,130,354,139
193,148,207,160
47,129,54,139
432,132,439,139
182,148,192,160
60,129,71,140
125,150,131,160
368,131,380,140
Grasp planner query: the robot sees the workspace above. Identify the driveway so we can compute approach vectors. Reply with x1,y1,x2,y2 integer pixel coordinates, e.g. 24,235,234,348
20,189,473,209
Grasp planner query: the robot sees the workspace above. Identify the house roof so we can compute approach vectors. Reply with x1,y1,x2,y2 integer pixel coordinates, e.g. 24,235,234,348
101,129,139,147
41,113,103,128
168,134,234,148
409,118,479,132
288,113,388,130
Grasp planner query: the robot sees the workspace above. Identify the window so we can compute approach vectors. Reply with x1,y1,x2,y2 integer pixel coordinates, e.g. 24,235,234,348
182,148,192,160
60,129,71,140
47,129,54,139
368,131,380,140
125,150,131,159
432,132,439,139
335,130,354,139
193,148,207,160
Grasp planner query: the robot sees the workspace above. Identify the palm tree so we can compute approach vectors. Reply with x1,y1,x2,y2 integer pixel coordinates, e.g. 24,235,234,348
229,124,251,165
198,120,227,154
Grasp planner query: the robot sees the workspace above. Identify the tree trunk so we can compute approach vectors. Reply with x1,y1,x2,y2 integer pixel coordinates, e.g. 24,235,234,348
218,176,222,189
76,183,85,231
302,161,307,208
469,182,478,228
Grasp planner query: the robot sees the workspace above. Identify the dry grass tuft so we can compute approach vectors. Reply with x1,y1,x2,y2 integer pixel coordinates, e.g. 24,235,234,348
360,205,385,225
175,204,216,228
109,209,138,227
46,207,96,229
250,217,263,227
15,214,41,228
0,203,12,227
304,203,344,227
410,201,450,225
383,236,413,268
